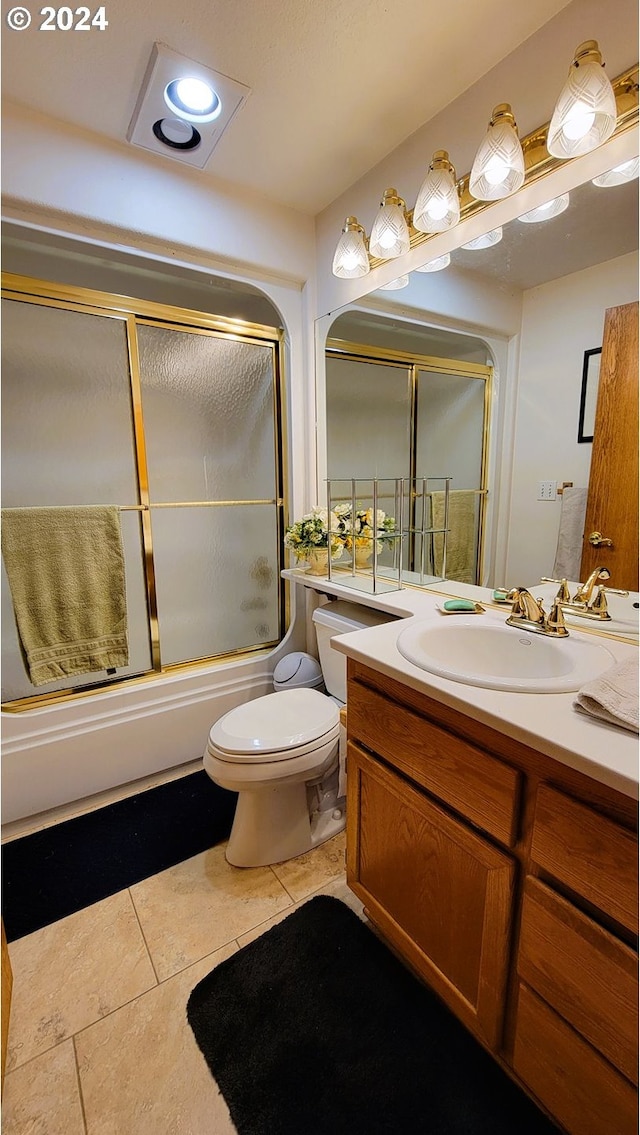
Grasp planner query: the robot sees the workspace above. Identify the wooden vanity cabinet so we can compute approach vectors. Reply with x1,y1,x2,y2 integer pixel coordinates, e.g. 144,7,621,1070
345,660,639,1135
347,742,515,1048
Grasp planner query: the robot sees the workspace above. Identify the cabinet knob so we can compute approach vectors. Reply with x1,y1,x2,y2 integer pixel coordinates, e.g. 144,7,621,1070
588,531,614,547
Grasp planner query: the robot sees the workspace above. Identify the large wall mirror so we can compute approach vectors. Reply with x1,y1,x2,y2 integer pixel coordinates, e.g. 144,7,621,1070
325,319,491,586
316,155,639,637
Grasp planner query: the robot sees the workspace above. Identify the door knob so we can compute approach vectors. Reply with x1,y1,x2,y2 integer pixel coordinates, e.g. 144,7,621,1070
588,531,614,547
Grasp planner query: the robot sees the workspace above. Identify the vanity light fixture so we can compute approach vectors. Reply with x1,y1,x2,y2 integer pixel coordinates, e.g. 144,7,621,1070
377,275,410,290
469,104,525,201
415,253,450,272
592,157,640,186
330,54,637,280
547,41,617,159
368,189,411,260
413,151,460,233
331,217,371,278
517,193,570,223
461,227,503,250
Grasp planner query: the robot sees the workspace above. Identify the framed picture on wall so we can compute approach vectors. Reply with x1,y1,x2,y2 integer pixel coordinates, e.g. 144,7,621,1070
577,347,602,444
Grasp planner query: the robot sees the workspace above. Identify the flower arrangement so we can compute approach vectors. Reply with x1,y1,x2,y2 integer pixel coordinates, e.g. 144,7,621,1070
334,503,396,556
284,506,345,563
285,503,396,573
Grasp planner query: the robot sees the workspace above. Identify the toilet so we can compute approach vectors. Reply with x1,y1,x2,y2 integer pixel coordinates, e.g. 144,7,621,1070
204,600,394,867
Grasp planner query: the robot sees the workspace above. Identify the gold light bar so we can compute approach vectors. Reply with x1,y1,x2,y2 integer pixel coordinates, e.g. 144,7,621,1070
368,63,638,269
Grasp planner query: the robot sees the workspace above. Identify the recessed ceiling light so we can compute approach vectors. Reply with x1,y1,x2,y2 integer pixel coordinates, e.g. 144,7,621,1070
164,77,222,123
128,44,251,169
517,194,570,224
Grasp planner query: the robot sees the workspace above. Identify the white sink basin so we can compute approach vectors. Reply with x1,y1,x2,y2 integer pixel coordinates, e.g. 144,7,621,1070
396,617,616,693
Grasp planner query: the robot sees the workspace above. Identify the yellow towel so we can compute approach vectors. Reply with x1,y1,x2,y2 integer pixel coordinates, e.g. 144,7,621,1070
430,490,478,584
1,506,129,687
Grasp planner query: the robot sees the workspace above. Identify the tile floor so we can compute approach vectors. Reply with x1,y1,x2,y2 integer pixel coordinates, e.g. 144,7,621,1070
3,830,362,1134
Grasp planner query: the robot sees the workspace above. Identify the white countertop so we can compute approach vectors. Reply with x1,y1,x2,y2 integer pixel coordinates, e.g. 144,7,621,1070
283,569,639,799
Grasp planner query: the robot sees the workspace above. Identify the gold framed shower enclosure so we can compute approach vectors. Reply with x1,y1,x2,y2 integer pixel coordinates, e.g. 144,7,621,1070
1,274,288,711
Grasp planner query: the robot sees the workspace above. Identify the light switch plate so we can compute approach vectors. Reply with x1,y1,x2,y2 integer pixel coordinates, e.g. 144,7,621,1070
537,480,557,501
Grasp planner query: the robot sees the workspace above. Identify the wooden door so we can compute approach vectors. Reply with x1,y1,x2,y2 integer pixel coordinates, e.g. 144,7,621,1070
580,302,639,590
347,741,515,1050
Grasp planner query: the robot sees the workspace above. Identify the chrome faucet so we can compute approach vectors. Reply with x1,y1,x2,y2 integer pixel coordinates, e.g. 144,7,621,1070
505,587,569,637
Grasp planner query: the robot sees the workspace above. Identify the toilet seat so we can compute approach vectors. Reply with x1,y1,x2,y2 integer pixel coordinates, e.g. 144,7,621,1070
208,688,339,764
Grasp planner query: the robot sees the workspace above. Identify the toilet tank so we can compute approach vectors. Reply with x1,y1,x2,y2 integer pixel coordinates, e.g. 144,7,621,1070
311,601,396,703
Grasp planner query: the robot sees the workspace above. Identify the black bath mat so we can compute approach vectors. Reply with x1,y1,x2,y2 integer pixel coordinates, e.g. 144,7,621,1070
3,770,236,942
187,894,560,1135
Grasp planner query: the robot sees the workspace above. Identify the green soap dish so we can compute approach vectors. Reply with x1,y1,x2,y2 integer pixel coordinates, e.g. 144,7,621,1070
492,589,511,603
439,599,485,614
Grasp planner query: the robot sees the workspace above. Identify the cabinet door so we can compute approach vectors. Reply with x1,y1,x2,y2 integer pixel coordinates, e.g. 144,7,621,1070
513,984,638,1135
518,877,638,1083
347,742,515,1049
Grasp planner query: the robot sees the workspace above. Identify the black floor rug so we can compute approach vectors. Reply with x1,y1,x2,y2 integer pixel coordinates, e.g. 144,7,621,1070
3,770,237,942
188,895,560,1135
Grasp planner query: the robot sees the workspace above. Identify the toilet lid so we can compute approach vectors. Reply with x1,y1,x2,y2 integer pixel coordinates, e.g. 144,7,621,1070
208,688,339,762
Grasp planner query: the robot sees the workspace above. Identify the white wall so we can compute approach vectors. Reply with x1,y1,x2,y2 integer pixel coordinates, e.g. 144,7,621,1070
2,101,316,287
504,251,638,585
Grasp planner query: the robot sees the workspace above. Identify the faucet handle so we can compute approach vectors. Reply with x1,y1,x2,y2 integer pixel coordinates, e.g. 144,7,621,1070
555,579,571,603
545,597,569,636
588,586,610,617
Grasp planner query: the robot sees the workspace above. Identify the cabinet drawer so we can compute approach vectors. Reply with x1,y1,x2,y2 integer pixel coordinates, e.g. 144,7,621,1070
518,877,638,1083
530,785,638,933
347,742,515,1049
347,680,520,845
513,984,638,1135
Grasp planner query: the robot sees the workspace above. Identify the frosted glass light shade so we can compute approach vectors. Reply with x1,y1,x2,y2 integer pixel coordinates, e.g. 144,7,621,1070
369,188,410,259
332,217,370,278
547,42,617,159
469,104,525,201
413,151,460,233
592,158,639,187
415,253,450,273
462,227,503,250
517,194,570,224
377,275,409,290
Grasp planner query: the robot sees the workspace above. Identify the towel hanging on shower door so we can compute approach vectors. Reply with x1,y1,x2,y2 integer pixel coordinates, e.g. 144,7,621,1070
1,505,129,687
430,490,477,584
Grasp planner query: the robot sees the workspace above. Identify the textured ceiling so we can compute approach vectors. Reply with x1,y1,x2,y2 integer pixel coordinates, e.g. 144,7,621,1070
1,0,573,213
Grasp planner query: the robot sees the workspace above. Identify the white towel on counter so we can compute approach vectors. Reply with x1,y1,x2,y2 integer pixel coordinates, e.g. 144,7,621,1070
552,486,587,581
574,655,639,733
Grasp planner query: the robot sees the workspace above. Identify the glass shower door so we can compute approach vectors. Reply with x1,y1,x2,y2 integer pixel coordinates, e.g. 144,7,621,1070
1,297,152,702
415,367,488,584
136,322,282,665
325,356,412,482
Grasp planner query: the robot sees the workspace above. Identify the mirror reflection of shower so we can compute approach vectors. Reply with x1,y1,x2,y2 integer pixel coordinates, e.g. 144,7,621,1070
325,313,491,585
